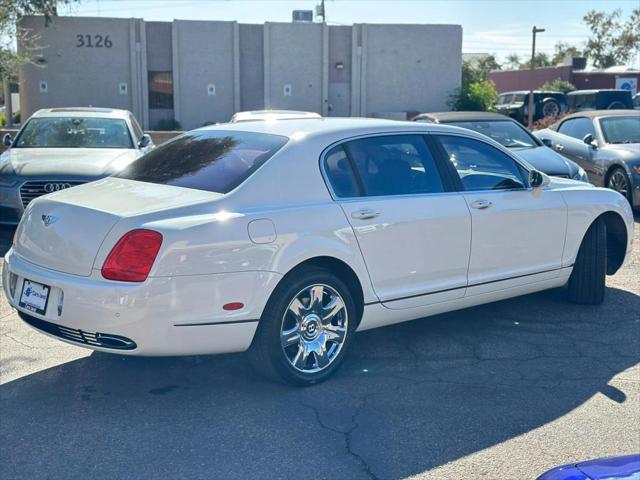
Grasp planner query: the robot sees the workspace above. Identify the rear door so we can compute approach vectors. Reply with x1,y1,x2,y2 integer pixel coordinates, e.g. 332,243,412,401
431,134,567,293
322,133,471,309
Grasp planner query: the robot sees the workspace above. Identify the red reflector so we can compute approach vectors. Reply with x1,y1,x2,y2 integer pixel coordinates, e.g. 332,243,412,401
101,229,163,282
223,302,244,311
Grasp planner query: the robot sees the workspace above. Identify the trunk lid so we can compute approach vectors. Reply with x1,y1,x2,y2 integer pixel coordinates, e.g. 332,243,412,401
14,178,220,276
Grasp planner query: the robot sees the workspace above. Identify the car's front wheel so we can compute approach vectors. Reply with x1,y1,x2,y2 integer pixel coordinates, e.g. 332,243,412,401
606,167,632,203
568,217,606,305
250,267,357,385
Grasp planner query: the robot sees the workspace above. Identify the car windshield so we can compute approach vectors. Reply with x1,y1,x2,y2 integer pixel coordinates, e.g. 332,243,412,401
599,116,640,144
14,117,133,149
116,130,288,194
448,120,538,148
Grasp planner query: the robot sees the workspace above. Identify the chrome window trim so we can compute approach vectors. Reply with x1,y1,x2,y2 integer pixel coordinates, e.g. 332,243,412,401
319,130,534,201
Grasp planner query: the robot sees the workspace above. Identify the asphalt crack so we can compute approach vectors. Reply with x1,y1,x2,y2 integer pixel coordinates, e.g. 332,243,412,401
300,395,381,480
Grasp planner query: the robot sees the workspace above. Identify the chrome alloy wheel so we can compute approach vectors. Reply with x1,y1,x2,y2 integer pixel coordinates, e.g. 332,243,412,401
609,170,630,199
280,284,348,373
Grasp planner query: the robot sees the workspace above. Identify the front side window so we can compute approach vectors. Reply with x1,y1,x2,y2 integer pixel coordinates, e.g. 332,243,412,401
448,120,538,149
435,135,526,191
117,130,288,194
14,117,133,149
558,118,595,140
148,71,174,109
599,116,640,144
342,134,444,197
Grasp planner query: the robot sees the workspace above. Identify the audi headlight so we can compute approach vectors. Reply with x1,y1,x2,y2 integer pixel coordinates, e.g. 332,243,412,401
0,177,18,188
573,167,589,183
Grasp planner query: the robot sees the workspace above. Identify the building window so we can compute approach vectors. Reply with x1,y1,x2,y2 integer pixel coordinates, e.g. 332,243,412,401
148,71,173,109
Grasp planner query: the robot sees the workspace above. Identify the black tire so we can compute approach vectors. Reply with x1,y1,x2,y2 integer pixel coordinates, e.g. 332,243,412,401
568,217,606,305
249,267,358,386
541,98,561,118
606,166,632,204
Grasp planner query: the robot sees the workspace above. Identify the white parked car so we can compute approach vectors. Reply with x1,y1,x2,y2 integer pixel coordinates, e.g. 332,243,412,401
3,119,634,385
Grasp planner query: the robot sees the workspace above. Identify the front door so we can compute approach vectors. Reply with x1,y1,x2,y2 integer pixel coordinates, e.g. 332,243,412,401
432,134,567,292
322,133,471,309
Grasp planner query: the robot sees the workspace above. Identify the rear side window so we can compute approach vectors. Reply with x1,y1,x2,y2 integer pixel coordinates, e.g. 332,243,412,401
343,134,444,197
117,130,288,194
323,145,360,197
435,135,526,191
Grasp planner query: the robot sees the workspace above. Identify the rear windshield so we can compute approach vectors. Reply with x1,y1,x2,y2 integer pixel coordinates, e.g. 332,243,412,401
14,117,133,149
116,130,288,194
448,120,538,148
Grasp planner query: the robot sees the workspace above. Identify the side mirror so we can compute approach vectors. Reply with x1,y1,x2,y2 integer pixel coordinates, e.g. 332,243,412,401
529,169,550,189
583,133,597,149
138,134,152,149
3,134,13,147
541,137,552,148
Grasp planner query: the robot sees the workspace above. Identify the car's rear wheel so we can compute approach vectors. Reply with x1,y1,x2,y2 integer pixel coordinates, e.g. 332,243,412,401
568,217,606,305
249,268,357,385
606,167,632,203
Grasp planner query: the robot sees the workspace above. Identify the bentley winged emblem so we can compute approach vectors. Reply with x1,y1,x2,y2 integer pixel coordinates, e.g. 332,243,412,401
41,214,59,227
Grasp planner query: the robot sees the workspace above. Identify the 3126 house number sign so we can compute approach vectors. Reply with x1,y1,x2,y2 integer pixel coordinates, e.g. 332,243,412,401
76,34,113,48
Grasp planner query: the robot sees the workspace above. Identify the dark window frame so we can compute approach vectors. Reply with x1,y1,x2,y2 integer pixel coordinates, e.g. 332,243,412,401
148,71,174,110
320,132,455,199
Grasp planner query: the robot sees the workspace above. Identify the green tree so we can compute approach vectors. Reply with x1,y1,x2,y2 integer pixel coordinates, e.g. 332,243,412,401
540,78,577,94
583,8,640,68
448,79,498,111
475,54,501,77
520,52,553,69
1,0,78,80
505,53,521,70
551,41,581,65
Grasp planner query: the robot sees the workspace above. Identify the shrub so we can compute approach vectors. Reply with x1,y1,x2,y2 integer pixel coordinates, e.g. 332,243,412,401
540,78,577,94
448,80,498,111
531,113,567,131
154,118,181,131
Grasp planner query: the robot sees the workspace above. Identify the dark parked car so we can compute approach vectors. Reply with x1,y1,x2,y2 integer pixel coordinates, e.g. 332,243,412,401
567,89,633,112
535,109,640,209
537,454,640,480
494,90,566,126
412,111,588,181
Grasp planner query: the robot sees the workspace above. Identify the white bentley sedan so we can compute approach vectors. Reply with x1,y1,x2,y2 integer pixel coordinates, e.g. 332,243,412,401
3,118,634,385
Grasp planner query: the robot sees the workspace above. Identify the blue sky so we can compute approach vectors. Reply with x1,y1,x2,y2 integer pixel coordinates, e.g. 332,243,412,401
60,0,639,66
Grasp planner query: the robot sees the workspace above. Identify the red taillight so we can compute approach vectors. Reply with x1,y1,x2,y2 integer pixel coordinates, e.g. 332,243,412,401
101,229,163,282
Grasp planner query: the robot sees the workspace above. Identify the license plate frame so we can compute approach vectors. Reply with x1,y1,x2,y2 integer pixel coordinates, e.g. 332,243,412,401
19,279,51,316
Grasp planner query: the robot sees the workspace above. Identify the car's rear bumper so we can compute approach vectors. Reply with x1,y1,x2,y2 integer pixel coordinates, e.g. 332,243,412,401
3,249,282,356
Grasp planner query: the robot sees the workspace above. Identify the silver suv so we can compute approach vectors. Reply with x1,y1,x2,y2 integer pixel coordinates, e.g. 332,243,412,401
1,107,153,225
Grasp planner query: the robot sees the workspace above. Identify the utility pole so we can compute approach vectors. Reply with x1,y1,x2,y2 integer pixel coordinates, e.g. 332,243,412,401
527,26,545,127
317,0,326,23
2,78,12,128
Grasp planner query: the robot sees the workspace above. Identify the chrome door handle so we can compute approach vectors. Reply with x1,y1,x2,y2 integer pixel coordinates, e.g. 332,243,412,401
555,144,564,152
351,209,380,220
470,200,493,210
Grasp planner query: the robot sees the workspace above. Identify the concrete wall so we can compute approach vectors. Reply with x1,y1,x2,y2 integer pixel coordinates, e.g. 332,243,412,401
172,20,239,129
263,22,327,114
18,16,146,124
239,24,264,112
487,66,573,93
17,16,463,126
355,24,462,116
328,26,352,116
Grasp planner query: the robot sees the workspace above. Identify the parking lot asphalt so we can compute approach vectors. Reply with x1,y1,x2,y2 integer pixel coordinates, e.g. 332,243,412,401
0,220,638,480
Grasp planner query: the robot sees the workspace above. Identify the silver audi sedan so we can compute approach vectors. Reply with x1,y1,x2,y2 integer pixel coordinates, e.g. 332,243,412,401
0,107,153,225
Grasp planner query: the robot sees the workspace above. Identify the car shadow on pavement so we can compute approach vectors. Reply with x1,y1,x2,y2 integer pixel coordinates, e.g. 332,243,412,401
1,285,639,480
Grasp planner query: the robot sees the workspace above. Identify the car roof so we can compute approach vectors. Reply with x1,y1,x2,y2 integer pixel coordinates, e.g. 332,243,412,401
413,111,513,123
199,117,488,143
499,90,562,95
31,108,132,119
231,110,322,122
567,89,629,95
559,110,640,120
